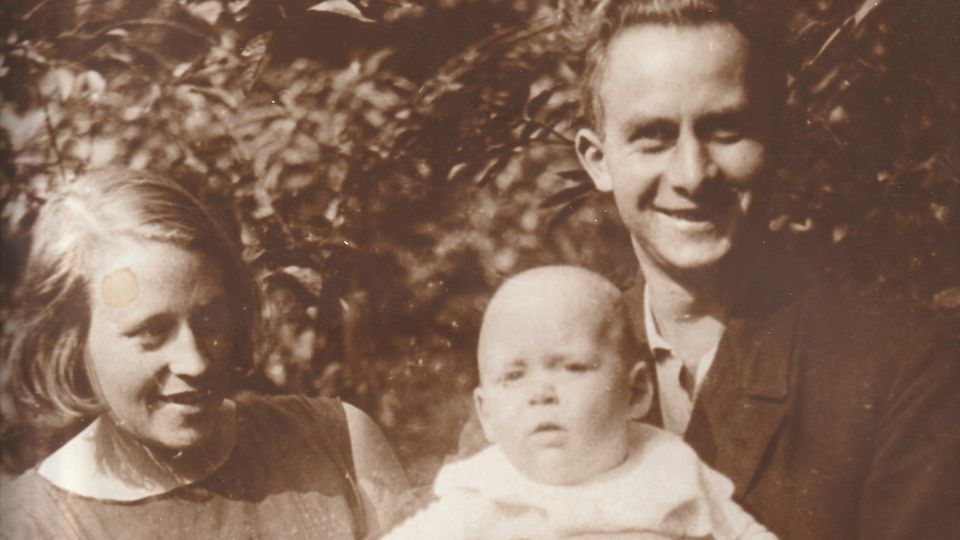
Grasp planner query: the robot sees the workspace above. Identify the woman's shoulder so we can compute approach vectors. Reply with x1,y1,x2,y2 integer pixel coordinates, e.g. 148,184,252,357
236,393,347,427
1,470,75,539
231,393,355,473
2,469,49,506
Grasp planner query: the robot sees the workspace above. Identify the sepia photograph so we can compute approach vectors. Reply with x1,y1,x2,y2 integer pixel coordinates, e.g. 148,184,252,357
1,0,958,538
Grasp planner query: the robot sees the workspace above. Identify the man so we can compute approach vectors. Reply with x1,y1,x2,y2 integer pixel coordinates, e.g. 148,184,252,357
572,1,960,538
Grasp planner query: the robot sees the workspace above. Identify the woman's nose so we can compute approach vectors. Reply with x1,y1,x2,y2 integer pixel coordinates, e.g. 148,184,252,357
667,131,717,194
169,325,211,378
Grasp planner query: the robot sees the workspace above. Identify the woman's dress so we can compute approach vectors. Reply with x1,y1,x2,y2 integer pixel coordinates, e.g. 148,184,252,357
0,395,366,539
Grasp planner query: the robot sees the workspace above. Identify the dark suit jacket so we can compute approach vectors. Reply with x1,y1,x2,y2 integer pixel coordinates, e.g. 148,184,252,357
622,258,960,539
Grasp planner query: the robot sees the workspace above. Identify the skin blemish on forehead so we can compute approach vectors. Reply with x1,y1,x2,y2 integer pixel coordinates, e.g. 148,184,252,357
101,267,140,308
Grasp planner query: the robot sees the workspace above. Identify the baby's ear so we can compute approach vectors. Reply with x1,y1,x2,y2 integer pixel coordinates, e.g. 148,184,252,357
473,387,497,444
628,362,654,420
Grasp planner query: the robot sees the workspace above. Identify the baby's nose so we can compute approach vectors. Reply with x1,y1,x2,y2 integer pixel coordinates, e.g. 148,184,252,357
528,380,558,405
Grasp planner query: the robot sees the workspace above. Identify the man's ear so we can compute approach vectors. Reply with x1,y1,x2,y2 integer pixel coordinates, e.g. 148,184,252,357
473,387,496,443
575,127,613,192
627,361,654,420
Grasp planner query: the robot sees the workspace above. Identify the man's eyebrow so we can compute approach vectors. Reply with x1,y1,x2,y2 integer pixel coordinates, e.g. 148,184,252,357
698,104,752,124
623,116,676,138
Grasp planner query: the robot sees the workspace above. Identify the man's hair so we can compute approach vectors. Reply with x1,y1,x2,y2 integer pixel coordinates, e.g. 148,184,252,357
4,168,260,438
579,0,786,134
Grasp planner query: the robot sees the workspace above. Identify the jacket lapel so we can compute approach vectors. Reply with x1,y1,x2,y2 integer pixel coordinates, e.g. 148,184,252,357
686,300,797,500
624,263,801,501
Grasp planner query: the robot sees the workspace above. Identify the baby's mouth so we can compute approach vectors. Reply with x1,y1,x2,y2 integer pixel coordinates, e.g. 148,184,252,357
532,422,564,434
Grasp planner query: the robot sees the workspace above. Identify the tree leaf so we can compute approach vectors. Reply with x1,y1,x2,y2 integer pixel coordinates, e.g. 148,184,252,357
525,86,556,118
518,121,543,142
308,0,374,23
933,287,960,310
547,196,589,231
477,153,513,187
539,183,594,209
238,31,273,93
555,168,592,183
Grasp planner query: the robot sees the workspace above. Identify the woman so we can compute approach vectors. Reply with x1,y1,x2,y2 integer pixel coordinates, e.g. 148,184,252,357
0,169,409,539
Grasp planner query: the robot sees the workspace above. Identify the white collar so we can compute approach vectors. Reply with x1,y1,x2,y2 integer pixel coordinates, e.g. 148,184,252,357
38,400,238,501
435,424,727,537
642,284,718,391
642,283,673,354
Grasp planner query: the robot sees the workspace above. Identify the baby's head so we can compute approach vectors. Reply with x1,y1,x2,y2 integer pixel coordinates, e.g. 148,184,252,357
474,266,652,485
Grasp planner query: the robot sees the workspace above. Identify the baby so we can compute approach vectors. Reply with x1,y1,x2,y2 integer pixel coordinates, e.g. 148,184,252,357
386,266,775,539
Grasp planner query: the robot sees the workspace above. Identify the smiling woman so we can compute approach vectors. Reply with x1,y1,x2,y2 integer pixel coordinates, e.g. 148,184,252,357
0,169,408,539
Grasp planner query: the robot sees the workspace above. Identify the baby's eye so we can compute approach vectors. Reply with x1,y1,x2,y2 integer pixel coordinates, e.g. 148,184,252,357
565,362,594,373
499,370,525,384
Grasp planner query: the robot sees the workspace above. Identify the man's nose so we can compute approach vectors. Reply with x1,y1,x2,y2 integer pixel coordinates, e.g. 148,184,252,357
169,325,211,378
667,131,717,194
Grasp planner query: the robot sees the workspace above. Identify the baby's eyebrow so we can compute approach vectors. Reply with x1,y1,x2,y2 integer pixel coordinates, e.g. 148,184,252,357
503,359,526,370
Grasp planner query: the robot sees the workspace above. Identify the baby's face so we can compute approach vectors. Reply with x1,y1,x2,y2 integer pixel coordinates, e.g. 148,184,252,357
475,308,634,485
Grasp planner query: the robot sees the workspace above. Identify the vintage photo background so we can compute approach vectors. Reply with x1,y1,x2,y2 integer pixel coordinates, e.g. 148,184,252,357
1,0,958,483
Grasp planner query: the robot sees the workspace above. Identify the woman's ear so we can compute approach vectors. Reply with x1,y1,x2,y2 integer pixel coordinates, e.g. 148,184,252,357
473,387,497,444
627,361,654,420
575,128,613,192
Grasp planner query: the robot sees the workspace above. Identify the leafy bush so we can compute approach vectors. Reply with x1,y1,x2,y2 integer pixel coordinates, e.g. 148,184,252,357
1,0,958,477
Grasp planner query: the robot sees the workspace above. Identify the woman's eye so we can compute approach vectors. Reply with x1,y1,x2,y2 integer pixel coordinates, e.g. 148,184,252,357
131,319,174,350
193,301,230,336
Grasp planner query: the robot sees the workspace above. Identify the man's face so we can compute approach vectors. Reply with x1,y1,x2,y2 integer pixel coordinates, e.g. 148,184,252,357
475,305,634,485
577,23,767,278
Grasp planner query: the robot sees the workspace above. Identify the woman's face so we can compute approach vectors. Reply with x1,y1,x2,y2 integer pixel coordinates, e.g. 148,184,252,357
85,240,235,451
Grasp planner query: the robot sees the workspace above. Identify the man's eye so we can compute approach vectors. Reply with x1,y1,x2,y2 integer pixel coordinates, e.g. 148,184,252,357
632,123,677,152
711,127,744,144
705,115,749,144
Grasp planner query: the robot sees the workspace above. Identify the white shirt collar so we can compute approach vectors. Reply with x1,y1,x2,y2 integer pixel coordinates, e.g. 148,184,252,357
642,283,673,354
642,284,719,392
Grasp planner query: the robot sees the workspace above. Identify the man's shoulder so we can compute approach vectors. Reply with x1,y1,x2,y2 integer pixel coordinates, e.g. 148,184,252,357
793,277,957,354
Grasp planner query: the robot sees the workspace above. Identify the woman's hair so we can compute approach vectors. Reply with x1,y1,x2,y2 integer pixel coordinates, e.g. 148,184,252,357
578,0,786,134
5,168,260,439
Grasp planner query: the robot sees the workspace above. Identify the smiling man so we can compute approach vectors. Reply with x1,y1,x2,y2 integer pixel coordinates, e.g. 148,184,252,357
572,1,960,538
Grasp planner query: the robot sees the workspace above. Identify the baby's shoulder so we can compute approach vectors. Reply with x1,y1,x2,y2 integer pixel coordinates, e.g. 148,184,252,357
624,423,706,481
629,423,695,456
